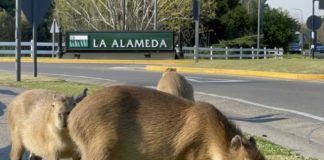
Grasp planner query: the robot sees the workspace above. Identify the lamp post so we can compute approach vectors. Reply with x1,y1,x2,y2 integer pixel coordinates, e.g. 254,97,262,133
292,8,303,24
154,0,157,30
312,0,315,59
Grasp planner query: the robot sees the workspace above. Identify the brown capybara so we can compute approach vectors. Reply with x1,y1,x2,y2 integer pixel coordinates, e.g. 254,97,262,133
8,88,87,160
157,68,194,101
68,85,265,160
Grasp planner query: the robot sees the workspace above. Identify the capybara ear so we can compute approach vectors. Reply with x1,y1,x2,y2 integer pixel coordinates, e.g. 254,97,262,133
165,68,176,72
249,137,256,146
74,88,88,104
230,135,242,150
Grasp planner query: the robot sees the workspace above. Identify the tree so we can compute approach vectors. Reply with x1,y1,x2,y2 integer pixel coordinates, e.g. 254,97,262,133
0,9,14,41
220,5,252,40
263,7,298,51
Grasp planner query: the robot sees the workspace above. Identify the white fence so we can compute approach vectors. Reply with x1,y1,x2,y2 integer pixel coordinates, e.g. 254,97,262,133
0,41,60,56
180,46,284,59
1,41,284,59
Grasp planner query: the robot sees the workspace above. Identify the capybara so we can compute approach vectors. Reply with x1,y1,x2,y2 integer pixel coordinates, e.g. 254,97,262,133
157,68,194,101
68,85,264,160
8,88,87,160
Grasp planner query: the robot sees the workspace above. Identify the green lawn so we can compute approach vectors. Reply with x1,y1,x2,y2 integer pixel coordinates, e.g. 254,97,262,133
0,70,318,160
178,54,324,74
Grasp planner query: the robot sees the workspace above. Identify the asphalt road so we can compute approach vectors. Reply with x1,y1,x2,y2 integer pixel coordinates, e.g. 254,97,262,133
1,62,324,120
1,62,324,159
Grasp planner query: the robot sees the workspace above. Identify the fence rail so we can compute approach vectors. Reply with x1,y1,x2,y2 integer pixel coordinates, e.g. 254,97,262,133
0,41,60,56
179,46,284,59
0,41,285,59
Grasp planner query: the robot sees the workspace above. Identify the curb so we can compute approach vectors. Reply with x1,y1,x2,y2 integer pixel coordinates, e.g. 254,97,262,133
146,65,324,80
2,57,324,80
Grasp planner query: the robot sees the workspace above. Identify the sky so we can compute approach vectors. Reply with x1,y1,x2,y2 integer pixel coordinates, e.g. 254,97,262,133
267,0,324,23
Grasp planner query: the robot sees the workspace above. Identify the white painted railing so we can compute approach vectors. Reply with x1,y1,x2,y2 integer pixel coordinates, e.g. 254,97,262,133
178,46,284,59
0,41,61,56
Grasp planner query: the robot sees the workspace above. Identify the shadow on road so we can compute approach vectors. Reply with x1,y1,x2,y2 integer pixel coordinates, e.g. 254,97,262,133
0,89,17,96
230,114,287,123
0,101,5,116
0,144,29,160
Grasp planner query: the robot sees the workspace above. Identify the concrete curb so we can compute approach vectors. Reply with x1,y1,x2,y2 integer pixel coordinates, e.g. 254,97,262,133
146,65,324,80
2,57,324,80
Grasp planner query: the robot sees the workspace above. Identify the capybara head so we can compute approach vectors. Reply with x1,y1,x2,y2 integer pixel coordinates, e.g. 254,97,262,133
51,95,76,129
162,68,177,76
229,135,265,160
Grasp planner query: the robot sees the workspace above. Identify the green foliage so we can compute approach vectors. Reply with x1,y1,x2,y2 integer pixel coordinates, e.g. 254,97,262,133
0,9,14,41
263,8,298,51
220,5,252,39
214,35,256,48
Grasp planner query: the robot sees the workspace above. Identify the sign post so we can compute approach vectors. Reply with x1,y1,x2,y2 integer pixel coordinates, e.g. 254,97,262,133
22,0,52,77
50,19,59,58
193,0,200,63
15,0,22,82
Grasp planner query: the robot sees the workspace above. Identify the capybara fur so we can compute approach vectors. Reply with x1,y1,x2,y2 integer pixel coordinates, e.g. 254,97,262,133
68,85,265,160
7,89,87,160
157,68,194,101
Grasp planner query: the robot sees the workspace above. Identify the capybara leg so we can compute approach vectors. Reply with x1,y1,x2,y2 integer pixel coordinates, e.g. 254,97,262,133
46,153,59,160
72,154,81,160
29,153,42,160
10,141,24,160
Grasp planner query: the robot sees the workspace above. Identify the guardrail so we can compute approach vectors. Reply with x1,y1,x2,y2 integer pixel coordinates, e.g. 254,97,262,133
179,46,284,59
0,41,61,57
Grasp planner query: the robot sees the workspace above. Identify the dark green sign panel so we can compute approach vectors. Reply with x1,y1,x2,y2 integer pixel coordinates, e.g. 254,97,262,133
66,31,174,51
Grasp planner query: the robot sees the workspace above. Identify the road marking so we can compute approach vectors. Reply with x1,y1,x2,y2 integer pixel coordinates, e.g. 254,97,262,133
186,76,249,83
43,73,117,82
195,91,324,122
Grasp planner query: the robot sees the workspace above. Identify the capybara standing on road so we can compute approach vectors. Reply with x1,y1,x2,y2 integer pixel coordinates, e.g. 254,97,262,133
157,68,194,101
68,85,265,160
8,88,87,160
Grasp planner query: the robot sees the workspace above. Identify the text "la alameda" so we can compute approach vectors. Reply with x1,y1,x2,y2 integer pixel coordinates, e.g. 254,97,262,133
93,39,168,48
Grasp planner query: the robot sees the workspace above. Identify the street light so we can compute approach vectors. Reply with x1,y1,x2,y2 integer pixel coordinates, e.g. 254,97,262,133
154,0,157,30
257,0,261,58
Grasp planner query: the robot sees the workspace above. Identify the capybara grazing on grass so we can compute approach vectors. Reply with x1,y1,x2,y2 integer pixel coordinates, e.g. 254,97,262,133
68,85,265,160
8,88,87,160
157,68,194,101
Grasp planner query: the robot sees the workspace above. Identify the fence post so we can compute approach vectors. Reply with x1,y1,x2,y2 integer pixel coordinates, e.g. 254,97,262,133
263,47,266,59
275,47,278,59
252,47,254,59
175,44,180,59
210,46,213,60
225,46,228,60
240,47,243,59
30,40,33,58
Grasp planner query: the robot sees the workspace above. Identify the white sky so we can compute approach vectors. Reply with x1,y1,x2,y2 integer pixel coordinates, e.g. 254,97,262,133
267,0,324,23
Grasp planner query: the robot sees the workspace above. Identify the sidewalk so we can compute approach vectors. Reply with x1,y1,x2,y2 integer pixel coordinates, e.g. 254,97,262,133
0,84,323,160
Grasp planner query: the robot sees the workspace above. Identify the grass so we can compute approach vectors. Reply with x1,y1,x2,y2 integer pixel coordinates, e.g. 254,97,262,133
176,54,324,74
254,136,317,160
0,71,102,95
0,70,318,160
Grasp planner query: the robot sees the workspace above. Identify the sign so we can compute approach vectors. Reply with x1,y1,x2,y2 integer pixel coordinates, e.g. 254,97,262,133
50,19,59,33
306,15,322,30
320,0,324,10
66,31,174,51
192,0,200,20
22,0,52,26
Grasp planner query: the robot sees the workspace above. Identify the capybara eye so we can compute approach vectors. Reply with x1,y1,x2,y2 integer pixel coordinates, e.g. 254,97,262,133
67,112,70,115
